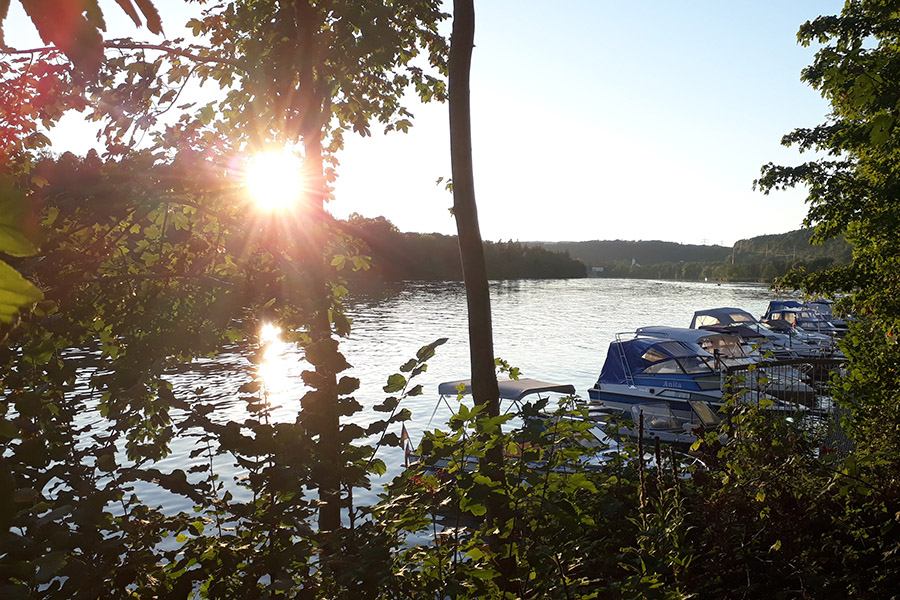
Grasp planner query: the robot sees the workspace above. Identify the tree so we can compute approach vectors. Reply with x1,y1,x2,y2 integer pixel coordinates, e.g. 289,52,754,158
0,0,451,586
87,0,447,532
0,0,161,73
448,0,501,478
756,0,900,459
0,0,166,326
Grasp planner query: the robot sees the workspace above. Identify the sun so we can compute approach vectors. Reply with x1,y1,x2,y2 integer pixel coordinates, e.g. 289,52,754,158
245,150,304,211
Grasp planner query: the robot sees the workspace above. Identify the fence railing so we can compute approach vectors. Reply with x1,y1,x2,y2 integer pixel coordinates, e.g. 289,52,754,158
723,357,853,452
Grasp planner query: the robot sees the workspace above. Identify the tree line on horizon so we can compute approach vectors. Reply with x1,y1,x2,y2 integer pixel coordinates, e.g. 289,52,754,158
341,213,588,281
342,218,851,283
536,229,851,283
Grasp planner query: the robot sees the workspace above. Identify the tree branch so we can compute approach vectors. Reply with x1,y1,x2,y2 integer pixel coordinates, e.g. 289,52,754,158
1,40,243,69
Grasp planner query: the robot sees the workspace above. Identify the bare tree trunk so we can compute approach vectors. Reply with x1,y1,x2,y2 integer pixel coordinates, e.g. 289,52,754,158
449,3,517,588
449,0,500,423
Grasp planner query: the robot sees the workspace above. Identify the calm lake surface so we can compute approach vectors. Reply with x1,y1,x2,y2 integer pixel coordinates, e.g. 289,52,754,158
152,277,777,509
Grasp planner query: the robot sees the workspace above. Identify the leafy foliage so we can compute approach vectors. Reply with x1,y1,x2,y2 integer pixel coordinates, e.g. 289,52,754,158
756,0,900,458
0,0,161,73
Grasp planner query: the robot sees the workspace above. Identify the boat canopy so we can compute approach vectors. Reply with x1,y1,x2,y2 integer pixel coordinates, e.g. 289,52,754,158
597,338,716,385
690,307,758,329
764,300,804,315
635,326,748,359
437,378,576,401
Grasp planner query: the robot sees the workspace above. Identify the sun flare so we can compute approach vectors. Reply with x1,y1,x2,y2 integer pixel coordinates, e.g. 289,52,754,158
245,150,304,211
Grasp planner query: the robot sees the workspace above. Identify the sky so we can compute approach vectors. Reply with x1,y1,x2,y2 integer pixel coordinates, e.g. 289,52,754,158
5,1,845,247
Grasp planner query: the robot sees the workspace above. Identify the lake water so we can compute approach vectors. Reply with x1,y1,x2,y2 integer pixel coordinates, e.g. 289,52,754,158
153,277,777,509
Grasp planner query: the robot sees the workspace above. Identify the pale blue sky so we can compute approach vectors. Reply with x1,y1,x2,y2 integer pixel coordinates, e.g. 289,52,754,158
6,1,844,246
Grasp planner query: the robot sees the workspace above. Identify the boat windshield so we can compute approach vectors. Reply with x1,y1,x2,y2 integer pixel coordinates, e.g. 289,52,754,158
690,401,721,428
632,404,680,431
643,359,684,374
640,341,698,362
694,311,756,327
701,336,746,358
678,356,715,374
643,356,714,375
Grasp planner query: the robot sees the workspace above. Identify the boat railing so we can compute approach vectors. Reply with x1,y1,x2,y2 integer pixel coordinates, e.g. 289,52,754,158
614,334,636,387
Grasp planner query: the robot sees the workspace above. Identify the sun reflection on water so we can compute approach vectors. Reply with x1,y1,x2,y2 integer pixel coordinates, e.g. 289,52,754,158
257,322,293,405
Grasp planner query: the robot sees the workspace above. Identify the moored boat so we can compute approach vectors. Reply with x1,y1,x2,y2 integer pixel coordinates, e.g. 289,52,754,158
587,336,796,420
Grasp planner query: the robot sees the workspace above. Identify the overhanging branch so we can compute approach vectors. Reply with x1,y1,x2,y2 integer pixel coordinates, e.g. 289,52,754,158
1,40,243,69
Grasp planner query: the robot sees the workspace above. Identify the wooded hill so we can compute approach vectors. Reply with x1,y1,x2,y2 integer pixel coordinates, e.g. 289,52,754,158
346,221,851,283
531,229,851,282
536,240,732,266
341,215,587,281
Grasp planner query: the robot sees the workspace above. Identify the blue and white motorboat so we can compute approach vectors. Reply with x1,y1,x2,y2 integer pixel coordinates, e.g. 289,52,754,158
761,301,847,339
588,337,724,420
635,325,817,402
587,336,792,420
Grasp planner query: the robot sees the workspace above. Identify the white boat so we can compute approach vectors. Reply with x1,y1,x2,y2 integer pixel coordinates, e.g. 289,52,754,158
690,306,837,359
414,377,608,473
589,400,725,449
412,376,711,475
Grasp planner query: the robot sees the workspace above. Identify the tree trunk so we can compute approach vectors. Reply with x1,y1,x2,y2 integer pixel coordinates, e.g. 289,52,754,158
449,2,516,587
449,0,500,423
293,0,341,534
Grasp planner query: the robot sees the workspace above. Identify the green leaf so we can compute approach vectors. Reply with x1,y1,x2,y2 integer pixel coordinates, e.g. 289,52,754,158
870,113,894,145
0,259,43,323
466,502,486,516
416,337,448,361
0,183,38,256
96,454,117,472
0,418,17,440
383,373,406,393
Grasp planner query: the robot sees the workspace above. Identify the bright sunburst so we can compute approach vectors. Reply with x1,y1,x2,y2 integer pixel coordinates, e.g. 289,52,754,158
245,150,304,211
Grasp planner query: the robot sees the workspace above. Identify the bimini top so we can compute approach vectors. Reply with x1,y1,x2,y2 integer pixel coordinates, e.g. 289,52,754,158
635,326,748,359
699,323,767,341
597,338,716,386
689,307,758,329
437,378,576,401
764,300,804,314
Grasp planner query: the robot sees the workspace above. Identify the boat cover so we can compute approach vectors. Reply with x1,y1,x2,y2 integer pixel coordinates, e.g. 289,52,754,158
637,325,736,345
597,338,712,385
699,324,767,340
636,326,746,358
437,378,576,401
764,300,803,315
689,307,757,329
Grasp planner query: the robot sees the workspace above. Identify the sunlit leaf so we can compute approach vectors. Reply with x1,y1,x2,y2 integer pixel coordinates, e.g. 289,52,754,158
0,184,37,256
0,259,43,323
